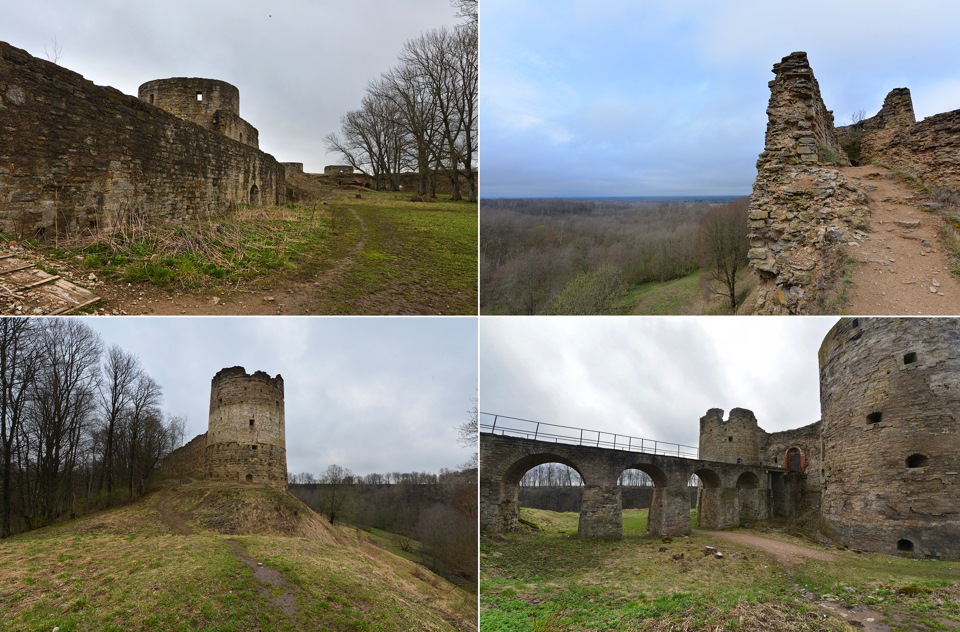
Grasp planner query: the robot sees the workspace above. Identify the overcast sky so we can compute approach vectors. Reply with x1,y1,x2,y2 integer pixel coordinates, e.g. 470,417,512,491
1,0,460,172
480,0,960,197
480,317,839,451
81,317,477,477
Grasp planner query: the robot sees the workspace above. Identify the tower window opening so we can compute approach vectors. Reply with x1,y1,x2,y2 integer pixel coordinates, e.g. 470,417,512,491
251,445,257,451
904,352,917,365
196,91,203,101
906,454,929,468
867,412,882,424
249,419,255,427
897,539,914,552
245,474,253,482
149,93,154,104
728,436,733,442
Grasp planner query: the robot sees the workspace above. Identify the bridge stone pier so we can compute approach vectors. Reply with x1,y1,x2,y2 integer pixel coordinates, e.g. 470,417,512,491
480,433,776,539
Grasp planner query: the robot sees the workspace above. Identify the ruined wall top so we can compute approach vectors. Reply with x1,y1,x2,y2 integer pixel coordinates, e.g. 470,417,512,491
760,52,848,167
699,407,763,465
211,365,284,391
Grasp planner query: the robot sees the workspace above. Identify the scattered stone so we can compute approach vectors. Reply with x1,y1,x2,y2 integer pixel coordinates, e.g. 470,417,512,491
672,553,684,560
714,551,724,559
211,296,220,305
930,286,937,293
933,279,941,287
658,546,668,552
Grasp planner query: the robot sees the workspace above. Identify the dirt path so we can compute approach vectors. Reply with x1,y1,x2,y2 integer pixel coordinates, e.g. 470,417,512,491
842,165,960,314
695,529,836,565
157,494,193,536
82,206,368,315
228,539,297,618
697,530,890,631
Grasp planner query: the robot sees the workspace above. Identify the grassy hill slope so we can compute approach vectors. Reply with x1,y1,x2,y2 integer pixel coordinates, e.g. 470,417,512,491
0,482,476,631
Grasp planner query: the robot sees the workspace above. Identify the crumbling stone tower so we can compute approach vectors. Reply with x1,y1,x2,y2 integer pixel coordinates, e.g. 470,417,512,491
819,318,960,559
205,366,286,489
698,408,763,465
138,78,260,149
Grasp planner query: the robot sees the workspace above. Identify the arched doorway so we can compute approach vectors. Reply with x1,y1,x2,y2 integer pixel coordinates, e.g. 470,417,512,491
785,446,805,472
249,184,260,205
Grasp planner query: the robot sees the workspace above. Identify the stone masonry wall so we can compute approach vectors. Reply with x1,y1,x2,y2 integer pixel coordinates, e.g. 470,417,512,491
844,87,960,190
206,366,286,489
0,42,285,239
748,52,870,314
156,432,207,482
819,318,960,559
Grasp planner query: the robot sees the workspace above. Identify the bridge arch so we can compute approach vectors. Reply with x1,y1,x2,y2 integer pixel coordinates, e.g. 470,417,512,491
480,432,775,539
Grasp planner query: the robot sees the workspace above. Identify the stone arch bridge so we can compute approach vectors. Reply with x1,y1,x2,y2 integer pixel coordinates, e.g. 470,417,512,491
481,425,789,539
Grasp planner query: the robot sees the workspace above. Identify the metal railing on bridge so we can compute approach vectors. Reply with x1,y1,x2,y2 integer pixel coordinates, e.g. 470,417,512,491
480,412,699,459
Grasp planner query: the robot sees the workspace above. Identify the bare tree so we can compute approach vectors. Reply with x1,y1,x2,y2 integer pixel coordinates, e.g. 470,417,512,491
20,320,101,527
125,373,162,499
457,398,478,469
43,37,62,64
317,464,355,524
98,345,141,494
0,319,37,537
450,0,478,23
698,199,750,311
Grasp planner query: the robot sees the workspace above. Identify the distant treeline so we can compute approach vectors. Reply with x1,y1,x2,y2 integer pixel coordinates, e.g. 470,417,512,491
480,197,750,314
520,486,699,513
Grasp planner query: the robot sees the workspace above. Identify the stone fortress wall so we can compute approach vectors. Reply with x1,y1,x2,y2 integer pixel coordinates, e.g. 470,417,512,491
0,41,285,239
703,318,960,559
748,51,960,314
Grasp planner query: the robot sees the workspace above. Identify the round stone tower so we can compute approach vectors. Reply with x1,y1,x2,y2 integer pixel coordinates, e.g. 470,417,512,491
818,318,960,559
205,366,286,489
138,78,239,129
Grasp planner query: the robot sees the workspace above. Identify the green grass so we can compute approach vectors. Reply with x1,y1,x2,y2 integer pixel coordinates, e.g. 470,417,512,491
39,188,477,314
0,486,475,631
319,192,477,314
616,270,705,314
481,508,960,631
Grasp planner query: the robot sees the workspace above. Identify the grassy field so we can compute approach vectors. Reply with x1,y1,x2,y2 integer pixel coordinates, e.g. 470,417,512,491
481,508,960,631
616,268,755,315
36,186,477,314
0,484,476,631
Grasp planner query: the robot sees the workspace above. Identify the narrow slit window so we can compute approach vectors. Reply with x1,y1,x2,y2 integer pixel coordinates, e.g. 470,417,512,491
196,91,203,101
904,352,917,365
728,436,733,442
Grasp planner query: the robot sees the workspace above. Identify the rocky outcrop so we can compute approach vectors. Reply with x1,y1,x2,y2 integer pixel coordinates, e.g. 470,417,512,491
748,52,868,314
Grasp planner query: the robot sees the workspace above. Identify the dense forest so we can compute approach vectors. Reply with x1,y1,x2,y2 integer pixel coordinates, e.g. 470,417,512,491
0,318,184,538
480,197,751,314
